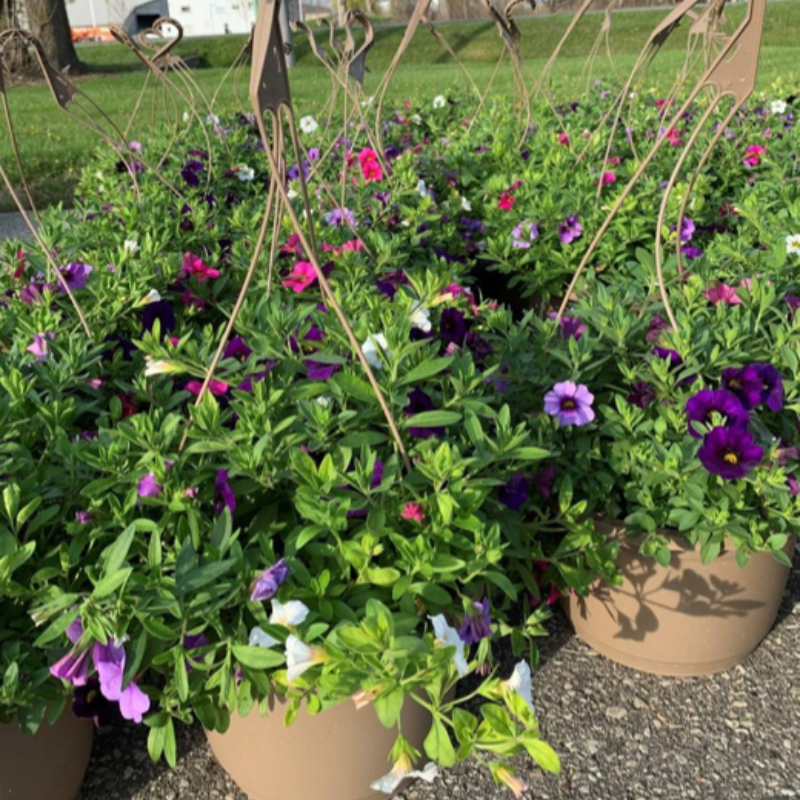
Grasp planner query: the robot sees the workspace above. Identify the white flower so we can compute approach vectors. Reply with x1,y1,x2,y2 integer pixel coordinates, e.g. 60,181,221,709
786,234,800,255
315,395,332,407
432,95,446,109
248,626,279,649
299,115,318,134
182,111,190,123
770,99,787,115
410,301,432,333
411,113,422,125
417,179,428,197
460,196,472,212
285,634,326,683
361,96,374,108
503,660,534,714
205,113,220,126
237,166,255,182
144,357,182,377
270,599,309,628
361,333,392,370
371,756,439,794
141,289,161,305
124,239,140,256
287,187,299,200
429,614,468,676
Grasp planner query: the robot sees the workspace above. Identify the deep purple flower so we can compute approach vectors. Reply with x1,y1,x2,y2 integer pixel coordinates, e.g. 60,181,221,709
558,215,583,245
72,678,118,728
628,381,656,409
92,640,151,724
305,360,342,380
498,472,528,510
214,469,236,516
755,363,784,411
141,301,176,335
721,365,763,409
181,159,205,186
440,308,468,347
685,389,750,438
251,558,289,602
224,337,252,362
544,381,595,427
458,598,492,645
370,460,384,490
549,312,585,341
531,465,556,499
404,388,444,439
137,472,162,499
466,332,493,364
238,360,278,392
788,475,799,497
698,426,763,480
646,314,669,343
59,262,92,292
681,245,703,260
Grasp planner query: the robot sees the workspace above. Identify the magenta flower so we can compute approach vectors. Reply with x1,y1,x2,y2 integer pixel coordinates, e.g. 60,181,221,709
282,261,318,293
251,558,289,602
182,252,220,282
186,379,230,398
557,131,570,147
544,381,595,427
698,426,763,480
400,503,425,522
497,192,515,211
685,389,749,438
214,470,236,516
598,171,616,187
357,148,383,182
137,472,162,499
743,144,767,167
458,598,492,645
27,332,54,361
705,284,742,306
92,640,151,724
558,215,582,245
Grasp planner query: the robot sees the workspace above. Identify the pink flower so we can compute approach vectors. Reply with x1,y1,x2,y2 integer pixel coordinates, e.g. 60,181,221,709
665,127,682,147
599,171,616,187
400,503,425,522
186,379,230,396
282,261,318,293
606,156,621,166
743,144,767,167
704,284,742,306
182,252,220,282
497,193,515,211
557,131,570,147
357,148,383,182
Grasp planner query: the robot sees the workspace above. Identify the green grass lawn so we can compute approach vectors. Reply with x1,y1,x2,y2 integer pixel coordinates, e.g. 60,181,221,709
2,3,799,211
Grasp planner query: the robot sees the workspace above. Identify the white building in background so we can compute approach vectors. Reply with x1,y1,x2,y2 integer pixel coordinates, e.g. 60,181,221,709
67,0,257,36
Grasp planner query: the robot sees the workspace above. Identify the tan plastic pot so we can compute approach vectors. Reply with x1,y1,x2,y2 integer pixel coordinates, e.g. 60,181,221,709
206,694,432,800
566,519,795,676
0,710,93,799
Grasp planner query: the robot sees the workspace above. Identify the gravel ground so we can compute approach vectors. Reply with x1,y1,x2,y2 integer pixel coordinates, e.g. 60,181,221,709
77,549,800,800
0,211,34,242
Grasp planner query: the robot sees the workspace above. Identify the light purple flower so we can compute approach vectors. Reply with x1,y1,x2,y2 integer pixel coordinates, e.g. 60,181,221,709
75,511,95,524
27,332,53,361
511,221,540,250
49,618,91,686
92,640,151,724
558,216,583,245
59,262,93,292
544,381,595,427
324,208,357,228
250,558,289,602
137,472,162,498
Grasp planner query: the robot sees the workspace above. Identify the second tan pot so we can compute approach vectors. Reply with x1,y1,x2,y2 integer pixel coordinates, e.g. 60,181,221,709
566,519,795,676
206,694,432,800
0,709,94,800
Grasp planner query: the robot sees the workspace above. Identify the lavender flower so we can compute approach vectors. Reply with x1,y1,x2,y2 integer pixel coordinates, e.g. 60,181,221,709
558,215,583,245
458,598,492,645
544,382,595,427
251,558,289,602
511,221,540,250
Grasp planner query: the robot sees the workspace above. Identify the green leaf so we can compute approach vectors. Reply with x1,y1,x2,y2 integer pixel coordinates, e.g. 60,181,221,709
424,718,456,767
374,687,404,728
333,373,379,404
164,718,177,768
92,567,132,599
177,558,237,597
231,645,285,669
402,410,461,429
102,523,137,578
523,737,561,774
398,357,454,386
366,567,401,586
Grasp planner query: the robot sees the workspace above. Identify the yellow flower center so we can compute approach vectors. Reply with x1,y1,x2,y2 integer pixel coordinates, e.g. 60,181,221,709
561,399,577,410
723,451,739,465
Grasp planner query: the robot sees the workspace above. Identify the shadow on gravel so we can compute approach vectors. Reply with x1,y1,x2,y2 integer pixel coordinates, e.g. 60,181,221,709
772,552,800,629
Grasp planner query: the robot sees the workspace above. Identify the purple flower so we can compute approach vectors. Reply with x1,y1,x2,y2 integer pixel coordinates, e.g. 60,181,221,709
698,426,763,480
370,460,384,490
141,301,176,336
531,465,556,499
628,381,656,409
27,332,53,361
250,558,289,602
722,364,783,411
305,360,342,380
403,388,444,439
466,332,493,364
92,640,151,724
755,363,784,411
646,314,669,343
238,360,278,392
49,618,91,687
75,511,95,524
183,632,210,673
458,598,492,645
511,221,540,249
498,472,528,510
214,470,236,515
137,472,162,499
544,381,595,427
675,217,696,244
440,308,468,347
681,245,703,260
788,475,799,497
558,215,583,245
324,208,357,227
72,678,117,728
181,159,205,186
685,389,750,438
59,262,93,292
549,312,585,341
224,336,252,362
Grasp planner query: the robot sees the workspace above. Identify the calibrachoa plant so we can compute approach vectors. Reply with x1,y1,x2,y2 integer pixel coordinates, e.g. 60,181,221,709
0,77,797,795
